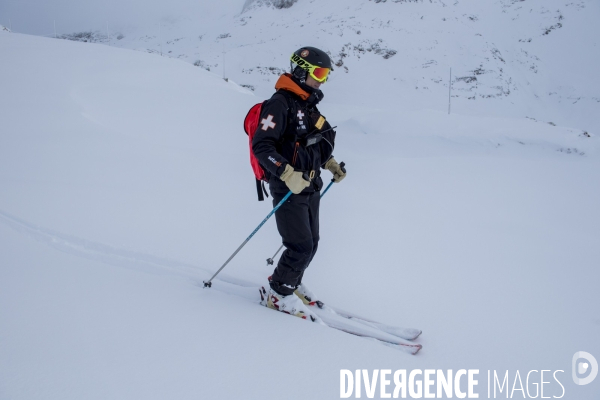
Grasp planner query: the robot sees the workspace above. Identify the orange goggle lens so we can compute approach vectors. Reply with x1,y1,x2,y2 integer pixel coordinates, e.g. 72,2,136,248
310,67,330,83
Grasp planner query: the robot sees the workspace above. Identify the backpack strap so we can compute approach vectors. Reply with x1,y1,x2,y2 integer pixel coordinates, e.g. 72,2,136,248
256,179,267,201
273,90,298,134
255,178,263,201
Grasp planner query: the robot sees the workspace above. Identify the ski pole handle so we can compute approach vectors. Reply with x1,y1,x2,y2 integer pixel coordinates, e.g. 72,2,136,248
320,161,345,198
329,161,346,183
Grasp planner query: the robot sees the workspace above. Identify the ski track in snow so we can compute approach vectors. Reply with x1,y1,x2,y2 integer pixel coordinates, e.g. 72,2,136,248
0,209,422,354
0,209,208,281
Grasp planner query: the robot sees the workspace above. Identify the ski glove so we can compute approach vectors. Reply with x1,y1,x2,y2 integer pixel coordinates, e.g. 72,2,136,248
280,164,310,194
324,157,346,183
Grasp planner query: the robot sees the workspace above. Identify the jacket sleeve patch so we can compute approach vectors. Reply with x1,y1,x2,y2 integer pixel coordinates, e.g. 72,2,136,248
260,114,277,131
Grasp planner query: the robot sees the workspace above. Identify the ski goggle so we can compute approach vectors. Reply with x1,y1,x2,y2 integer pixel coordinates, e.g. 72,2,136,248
291,53,331,83
308,65,330,83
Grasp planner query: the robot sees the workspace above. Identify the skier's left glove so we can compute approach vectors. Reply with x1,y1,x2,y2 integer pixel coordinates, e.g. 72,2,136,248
324,157,346,183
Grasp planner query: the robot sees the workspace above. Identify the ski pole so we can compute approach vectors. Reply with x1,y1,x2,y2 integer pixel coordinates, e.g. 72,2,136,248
266,162,345,266
204,190,293,288
320,180,335,198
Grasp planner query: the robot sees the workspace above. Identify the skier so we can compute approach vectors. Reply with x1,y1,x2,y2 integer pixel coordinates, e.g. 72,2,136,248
253,47,346,319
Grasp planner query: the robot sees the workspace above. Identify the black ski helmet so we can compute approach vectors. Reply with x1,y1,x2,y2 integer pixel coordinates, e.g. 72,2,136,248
290,46,333,83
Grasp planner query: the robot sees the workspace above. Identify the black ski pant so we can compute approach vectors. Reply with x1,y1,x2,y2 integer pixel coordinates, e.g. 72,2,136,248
269,190,320,296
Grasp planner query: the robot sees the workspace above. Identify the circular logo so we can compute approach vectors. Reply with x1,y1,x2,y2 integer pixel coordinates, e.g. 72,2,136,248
300,49,309,58
573,351,598,386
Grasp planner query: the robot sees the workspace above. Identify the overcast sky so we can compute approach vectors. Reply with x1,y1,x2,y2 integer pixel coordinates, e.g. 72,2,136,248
0,0,244,36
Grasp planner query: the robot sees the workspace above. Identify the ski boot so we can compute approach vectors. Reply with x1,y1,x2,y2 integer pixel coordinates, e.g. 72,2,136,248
259,286,318,322
294,283,324,308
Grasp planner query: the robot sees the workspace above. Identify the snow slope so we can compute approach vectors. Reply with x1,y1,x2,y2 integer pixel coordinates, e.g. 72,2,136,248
1,28,600,399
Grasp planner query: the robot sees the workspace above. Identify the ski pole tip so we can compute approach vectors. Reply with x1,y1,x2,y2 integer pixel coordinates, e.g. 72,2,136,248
203,281,212,288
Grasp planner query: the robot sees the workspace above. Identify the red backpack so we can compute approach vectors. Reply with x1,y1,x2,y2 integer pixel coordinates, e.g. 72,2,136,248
244,92,296,201
244,101,270,201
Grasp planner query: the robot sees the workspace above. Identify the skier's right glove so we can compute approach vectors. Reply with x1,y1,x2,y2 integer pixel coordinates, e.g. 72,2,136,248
324,157,346,183
280,164,310,194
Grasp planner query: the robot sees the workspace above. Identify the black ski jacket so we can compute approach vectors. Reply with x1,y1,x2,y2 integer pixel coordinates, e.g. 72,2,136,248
252,73,336,194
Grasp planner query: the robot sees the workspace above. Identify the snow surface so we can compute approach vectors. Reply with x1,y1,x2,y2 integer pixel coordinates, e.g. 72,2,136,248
1,15,600,400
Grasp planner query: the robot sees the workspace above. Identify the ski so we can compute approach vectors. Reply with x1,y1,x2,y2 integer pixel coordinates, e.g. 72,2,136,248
312,301,422,341
314,310,423,355
258,286,422,355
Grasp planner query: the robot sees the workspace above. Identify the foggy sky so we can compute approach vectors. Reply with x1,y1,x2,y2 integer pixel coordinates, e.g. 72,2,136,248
0,0,243,36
